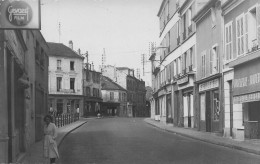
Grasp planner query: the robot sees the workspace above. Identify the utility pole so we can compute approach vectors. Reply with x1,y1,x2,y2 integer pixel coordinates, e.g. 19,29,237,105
102,48,106,73
58,22,61,43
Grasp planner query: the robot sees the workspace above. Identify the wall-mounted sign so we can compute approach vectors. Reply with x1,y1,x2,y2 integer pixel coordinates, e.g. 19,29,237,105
233,92,260,104
177,75,189,85
199,79,219,92
233,60,260,96
0,0,40,29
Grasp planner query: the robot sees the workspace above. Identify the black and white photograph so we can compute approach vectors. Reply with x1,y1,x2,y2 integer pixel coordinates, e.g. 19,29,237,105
1,0,260,163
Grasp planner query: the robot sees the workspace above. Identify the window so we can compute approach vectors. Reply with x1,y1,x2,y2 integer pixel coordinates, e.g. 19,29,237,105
213,90,220,121
236,14,245,56
70,61,75,71
225,22,233,61
210,46,219,75
177,57,181,75
57,77,62,91
86,87,90,96
247,7,258,52
70,78,75,91
110,92,114,100
86,71,90,81
201,51,206,78
57,60,61,70
119,92,122,101
200,93,206,121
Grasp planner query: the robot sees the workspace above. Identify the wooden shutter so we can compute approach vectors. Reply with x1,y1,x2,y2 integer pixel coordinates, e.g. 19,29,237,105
216,46,219,72
210,49,213,75
257,5,260,47
245,13,248,53
192,45,196,69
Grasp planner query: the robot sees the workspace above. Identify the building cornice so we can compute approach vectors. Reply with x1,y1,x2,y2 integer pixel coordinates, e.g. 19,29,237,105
157,0,167,17
193,0,216,23
222,0,245,15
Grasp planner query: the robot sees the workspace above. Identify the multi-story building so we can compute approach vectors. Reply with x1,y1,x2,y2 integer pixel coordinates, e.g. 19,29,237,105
222,0,260,140
101,76,127,116
102,65,146,117
193,0,224,133
83,63,102,117
48,41,84,116
0,30,49,163
152,0,208,126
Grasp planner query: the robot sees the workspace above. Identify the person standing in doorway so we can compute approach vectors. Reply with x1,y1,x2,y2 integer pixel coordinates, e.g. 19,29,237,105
43,115,59,164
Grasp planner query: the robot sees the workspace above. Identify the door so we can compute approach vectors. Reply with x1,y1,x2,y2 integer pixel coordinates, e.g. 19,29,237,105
166,94,172,123
206,91,212,132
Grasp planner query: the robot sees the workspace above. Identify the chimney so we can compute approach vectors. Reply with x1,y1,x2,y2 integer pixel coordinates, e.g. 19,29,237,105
69,40,73,50
77,48,81,55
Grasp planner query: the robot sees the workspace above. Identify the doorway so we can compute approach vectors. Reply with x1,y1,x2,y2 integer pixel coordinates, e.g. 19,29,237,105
206,91,212,132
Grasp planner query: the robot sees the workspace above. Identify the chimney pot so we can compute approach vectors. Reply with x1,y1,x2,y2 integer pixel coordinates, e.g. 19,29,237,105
69,40,73,50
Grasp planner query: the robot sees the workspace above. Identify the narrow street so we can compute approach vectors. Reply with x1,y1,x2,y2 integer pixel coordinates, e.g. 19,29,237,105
58,118,260,164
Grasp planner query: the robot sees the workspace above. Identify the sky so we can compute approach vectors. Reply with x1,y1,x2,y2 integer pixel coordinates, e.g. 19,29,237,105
40,0,161,86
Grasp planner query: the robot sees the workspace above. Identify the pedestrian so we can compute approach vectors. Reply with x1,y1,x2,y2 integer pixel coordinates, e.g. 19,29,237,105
43,115,59,164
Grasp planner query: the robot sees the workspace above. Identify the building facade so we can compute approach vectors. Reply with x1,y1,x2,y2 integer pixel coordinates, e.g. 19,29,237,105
102,65,146,117
222,0,260,139
152,0,208,126
48,42,84,117
0,30,49,163
83,63,102,117
193,0,224,133
101,76,127,116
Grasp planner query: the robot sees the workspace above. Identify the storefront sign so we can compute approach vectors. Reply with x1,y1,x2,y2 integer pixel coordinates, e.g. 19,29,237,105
60,89,74,93
233,92,260,104
177,75,189,85
0,0,40,29
199,79,219,92
233,60,260,96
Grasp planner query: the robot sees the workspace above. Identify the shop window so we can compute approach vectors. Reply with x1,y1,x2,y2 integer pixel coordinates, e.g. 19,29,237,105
200,93,206,121
213,90,220,121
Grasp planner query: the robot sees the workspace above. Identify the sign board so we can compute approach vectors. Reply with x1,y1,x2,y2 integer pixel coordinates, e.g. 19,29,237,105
233,59,260,96
199,79,219,92
0,0,40,29
233,92,260,104
177,75,189,85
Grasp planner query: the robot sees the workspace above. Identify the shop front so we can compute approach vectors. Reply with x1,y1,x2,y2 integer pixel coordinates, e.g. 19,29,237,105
198,77,222,132
176,74,195,128
232,58,260,139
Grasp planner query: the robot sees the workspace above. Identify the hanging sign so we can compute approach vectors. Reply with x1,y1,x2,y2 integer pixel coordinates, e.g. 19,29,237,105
0,0,40,29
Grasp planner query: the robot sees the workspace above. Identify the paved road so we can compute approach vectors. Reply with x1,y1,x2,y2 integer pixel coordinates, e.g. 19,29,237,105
58,118,260,164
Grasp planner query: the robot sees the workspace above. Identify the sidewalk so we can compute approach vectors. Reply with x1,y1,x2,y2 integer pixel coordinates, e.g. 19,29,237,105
144,118,260,155
19,118,88,164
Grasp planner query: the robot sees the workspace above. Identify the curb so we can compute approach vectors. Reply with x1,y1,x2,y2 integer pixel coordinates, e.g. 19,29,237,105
57,121,88,149
144,119,260,156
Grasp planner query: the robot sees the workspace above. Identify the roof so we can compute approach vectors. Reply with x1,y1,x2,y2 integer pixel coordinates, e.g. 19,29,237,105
47,42,84,59
116,67,133,70
101,76,126,91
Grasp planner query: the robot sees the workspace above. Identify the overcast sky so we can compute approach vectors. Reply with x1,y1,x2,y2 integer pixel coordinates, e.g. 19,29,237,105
41,0,161,86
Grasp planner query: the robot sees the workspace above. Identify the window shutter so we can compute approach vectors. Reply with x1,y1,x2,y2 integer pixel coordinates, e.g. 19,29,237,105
192,45,196,69
245,13,248,53
210,49,213,74
216,46,219,72
257,5,260,47
186,50,190,71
